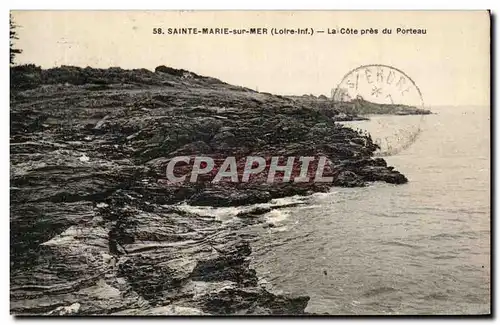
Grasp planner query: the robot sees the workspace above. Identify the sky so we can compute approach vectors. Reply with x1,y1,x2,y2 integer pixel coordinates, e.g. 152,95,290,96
12,10,490,107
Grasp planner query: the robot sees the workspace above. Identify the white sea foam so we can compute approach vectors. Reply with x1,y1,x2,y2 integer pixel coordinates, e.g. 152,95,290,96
170,194,311,222
265,209,290,224
172,203,246,221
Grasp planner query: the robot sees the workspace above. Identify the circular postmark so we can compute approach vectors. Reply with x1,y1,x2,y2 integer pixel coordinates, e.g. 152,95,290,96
333,64,428,156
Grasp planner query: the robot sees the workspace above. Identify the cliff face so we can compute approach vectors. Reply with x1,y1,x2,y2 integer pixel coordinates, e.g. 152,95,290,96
10,65,407,315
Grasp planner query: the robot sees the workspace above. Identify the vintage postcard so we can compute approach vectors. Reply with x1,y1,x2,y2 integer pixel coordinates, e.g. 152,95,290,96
9,10,490,316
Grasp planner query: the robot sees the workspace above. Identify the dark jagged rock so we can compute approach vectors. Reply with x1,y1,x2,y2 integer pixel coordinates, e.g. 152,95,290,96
10,64,411,315
198,287,310,315
187,188,272,207
236,207,272,218
333,170,365,187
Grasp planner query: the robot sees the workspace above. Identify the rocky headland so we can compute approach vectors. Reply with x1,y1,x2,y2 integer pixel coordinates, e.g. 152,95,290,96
286,94,431,121
10,65,409,315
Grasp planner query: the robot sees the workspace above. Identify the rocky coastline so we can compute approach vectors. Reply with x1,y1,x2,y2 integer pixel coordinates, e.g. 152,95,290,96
10,65,409,315
286,94,431,121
